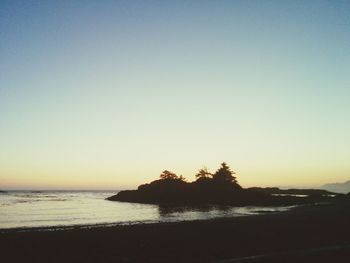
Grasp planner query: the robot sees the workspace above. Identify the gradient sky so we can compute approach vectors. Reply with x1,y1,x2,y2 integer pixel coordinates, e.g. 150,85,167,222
1,0,350,190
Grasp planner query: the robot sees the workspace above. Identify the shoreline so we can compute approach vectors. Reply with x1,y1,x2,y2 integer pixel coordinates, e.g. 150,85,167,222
1,201,350,262
0,203,301,233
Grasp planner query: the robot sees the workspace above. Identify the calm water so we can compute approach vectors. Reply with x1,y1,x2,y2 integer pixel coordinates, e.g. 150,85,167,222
0,191,293,230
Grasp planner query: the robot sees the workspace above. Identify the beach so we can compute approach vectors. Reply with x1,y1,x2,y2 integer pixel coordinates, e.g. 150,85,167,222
1,201,350,263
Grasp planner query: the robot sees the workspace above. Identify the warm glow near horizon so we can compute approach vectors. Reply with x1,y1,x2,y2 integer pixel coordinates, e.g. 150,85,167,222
1,1,350,190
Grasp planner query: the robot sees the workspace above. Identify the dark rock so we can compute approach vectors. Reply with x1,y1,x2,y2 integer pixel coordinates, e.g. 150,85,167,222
107,179,337,206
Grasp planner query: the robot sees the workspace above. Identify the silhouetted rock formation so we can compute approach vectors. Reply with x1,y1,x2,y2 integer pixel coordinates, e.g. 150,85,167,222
107,163,343,206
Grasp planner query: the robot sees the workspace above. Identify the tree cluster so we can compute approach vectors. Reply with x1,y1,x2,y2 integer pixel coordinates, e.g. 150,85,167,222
159,162,237,185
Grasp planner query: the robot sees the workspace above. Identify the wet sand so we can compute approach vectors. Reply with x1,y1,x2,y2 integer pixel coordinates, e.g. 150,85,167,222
1,201,350,263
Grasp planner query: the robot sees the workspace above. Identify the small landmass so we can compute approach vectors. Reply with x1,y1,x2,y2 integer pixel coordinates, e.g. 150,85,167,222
107,162,345,206
321,180,350,194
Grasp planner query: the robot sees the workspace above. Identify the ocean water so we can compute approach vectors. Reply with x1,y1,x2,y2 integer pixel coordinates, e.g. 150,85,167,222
0,191,292,230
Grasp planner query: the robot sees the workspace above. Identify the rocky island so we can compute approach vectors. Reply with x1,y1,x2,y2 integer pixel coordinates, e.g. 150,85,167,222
107,163,343,206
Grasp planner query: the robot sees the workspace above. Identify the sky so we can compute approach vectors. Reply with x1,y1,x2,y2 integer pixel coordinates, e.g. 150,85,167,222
1,0,350,190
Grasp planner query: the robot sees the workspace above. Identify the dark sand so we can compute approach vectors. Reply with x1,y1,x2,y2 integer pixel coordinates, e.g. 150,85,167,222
1,201,350,263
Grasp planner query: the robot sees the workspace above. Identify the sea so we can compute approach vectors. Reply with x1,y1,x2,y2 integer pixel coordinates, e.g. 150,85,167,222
0,191,293,230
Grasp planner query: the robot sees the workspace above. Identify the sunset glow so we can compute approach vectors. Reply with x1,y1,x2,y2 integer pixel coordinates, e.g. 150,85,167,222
1,1,350,190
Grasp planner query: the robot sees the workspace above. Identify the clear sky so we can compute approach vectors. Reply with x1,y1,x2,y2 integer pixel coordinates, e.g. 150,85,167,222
1,0,350,190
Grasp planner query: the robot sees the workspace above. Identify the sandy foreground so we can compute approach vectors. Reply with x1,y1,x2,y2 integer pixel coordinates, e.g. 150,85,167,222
1,201,350,263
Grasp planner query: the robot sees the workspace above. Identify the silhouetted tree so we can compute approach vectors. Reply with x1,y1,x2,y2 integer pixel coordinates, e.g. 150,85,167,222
195,167,212,179
212,162,237,184
178,175,187,181
160,170,178,180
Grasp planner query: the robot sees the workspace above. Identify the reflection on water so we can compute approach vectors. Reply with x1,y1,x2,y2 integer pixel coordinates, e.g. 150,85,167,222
0,191,294,230
159,205,211,215
158,205,291,222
